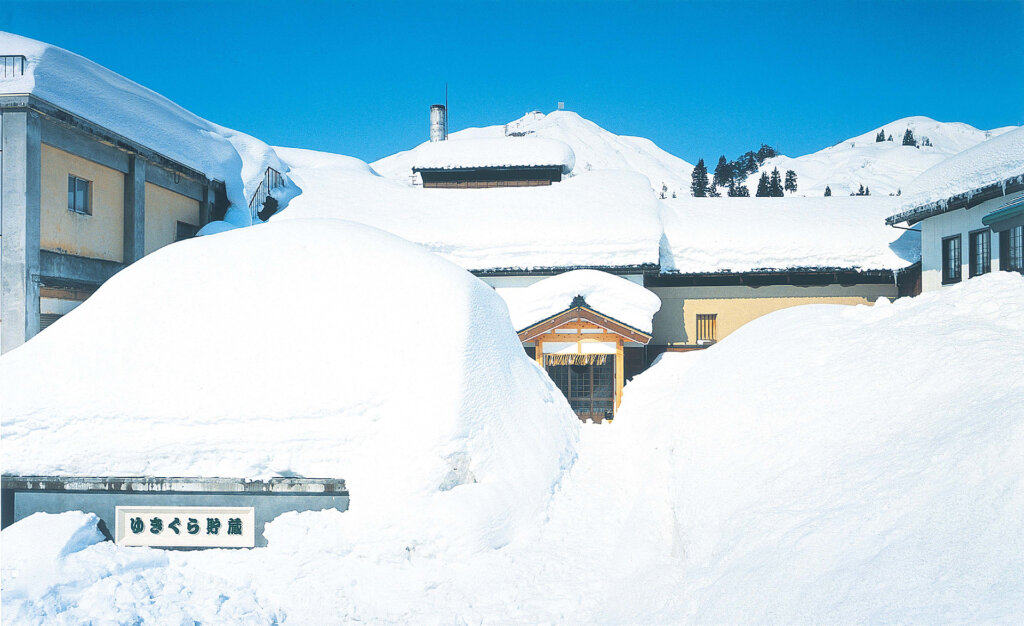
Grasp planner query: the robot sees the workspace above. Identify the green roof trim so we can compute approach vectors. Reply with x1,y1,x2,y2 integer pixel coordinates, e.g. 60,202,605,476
982,198,1024,227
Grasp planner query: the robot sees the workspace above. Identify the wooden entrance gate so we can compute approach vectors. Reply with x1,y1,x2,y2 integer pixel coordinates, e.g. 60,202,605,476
546,359,615,423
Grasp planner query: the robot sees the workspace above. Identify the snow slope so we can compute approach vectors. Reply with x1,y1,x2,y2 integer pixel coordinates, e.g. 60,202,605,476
0,31,292,222
660,195,918,272
271,146,663,271
496,269,662,333
5,268,1021,623
748,116,1018,197
372,110,695,196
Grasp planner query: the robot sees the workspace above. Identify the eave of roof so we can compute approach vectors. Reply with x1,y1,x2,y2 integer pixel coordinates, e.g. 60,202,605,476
886,173,1024,226
516,304,653,345
982,197,1024,228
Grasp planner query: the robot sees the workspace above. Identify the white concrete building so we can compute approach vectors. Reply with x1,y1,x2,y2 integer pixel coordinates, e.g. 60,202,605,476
887,127,1024,291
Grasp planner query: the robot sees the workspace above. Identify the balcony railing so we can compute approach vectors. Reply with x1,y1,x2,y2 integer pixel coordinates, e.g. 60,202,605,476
1,55,27,78
248,166,285,221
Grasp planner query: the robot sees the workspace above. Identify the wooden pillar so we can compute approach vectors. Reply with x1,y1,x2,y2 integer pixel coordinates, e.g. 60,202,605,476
535,341,544,368
614,339,625,411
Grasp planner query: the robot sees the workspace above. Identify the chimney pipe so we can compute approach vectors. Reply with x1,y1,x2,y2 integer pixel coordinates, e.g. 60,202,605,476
430,104,447,142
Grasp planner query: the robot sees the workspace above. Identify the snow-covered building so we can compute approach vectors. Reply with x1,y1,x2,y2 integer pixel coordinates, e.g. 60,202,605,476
886,126,1024,291
0,33,290,353
277,119,918,421
411,137,575,188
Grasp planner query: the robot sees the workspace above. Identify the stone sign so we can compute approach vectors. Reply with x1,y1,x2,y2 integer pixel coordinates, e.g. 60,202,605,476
115,506,255,548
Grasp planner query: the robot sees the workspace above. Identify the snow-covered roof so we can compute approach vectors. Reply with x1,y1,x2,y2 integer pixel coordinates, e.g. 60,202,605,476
0,32,288,215
410,137,575,173
889,126,1024,224
496,270,662,333
660,196,918,273
373,110,694,196
272,147,663,272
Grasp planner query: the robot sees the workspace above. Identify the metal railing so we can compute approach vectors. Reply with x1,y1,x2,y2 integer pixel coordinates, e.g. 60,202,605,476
248,166,284,221
1,55,27,78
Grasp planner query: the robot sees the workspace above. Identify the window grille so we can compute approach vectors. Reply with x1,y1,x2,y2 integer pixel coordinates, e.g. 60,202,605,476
1005,225,1024,272
696,313,718,342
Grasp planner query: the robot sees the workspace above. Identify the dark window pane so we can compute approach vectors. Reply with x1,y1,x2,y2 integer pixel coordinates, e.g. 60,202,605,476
67,176,75,211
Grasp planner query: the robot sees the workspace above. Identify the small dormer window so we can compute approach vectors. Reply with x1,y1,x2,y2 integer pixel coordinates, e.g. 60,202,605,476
67,175,91,215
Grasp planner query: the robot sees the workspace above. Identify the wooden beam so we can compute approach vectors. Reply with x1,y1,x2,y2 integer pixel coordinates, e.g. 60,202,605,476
615,339,624,412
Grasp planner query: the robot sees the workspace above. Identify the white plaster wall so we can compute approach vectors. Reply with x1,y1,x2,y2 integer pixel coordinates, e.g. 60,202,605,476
920,190,1023,292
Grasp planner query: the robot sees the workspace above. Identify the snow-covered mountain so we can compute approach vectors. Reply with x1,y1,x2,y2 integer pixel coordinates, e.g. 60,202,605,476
747,116,1018,197
371,110,695,197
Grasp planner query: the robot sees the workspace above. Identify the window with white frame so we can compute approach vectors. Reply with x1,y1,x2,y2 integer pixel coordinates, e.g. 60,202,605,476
67,175,91,215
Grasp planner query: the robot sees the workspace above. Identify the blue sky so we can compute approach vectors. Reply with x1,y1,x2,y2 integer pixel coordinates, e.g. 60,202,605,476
3,1,1022,164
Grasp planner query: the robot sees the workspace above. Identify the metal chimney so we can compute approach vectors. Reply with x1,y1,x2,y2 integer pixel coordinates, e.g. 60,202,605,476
430,104,447,142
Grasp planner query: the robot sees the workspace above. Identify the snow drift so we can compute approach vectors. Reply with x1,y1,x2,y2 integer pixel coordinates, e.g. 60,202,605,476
1,219,579,559
5,266,1021,623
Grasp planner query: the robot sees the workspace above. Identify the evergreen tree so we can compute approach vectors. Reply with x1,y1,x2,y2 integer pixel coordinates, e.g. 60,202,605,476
736,183,750,197
896,188,901,196
713,155,732,188
708,182,721,197
690,158,709,197
864,186,870,196
902,128,917,147
756,144,779,163
784,169,797,193
824,185,832,197
769,168,784,197
887,133,893,141
875,129,886,142
755,172,770,197
856,184,866,196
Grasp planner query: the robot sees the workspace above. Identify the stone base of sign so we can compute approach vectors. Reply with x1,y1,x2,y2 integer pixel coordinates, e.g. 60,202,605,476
1,476,349,548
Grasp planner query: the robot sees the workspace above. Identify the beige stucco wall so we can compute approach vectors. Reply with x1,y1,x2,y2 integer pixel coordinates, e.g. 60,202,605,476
650,283,896,345
144,181,200,255
40,143,124,262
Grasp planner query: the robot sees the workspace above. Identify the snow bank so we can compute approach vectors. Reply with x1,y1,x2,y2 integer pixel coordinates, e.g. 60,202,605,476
605,271,1024,622
1,219,579,558
754,116,1017,197
660,195,918,272
899,125,1024,212
273,147,663,271
373,110,694,196
496,270,661,333
4,271,1022,622
0,32,291,215
409,136,575,173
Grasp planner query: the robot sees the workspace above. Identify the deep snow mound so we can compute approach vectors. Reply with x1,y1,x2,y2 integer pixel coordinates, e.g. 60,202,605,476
1,219,579,555
372,110,694,195
610,271,1024,621
749,116,1018,197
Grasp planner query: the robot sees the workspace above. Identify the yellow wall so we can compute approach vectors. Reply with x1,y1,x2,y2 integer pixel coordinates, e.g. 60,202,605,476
679,296,872,343
144,182,199,255
40,144,124,262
